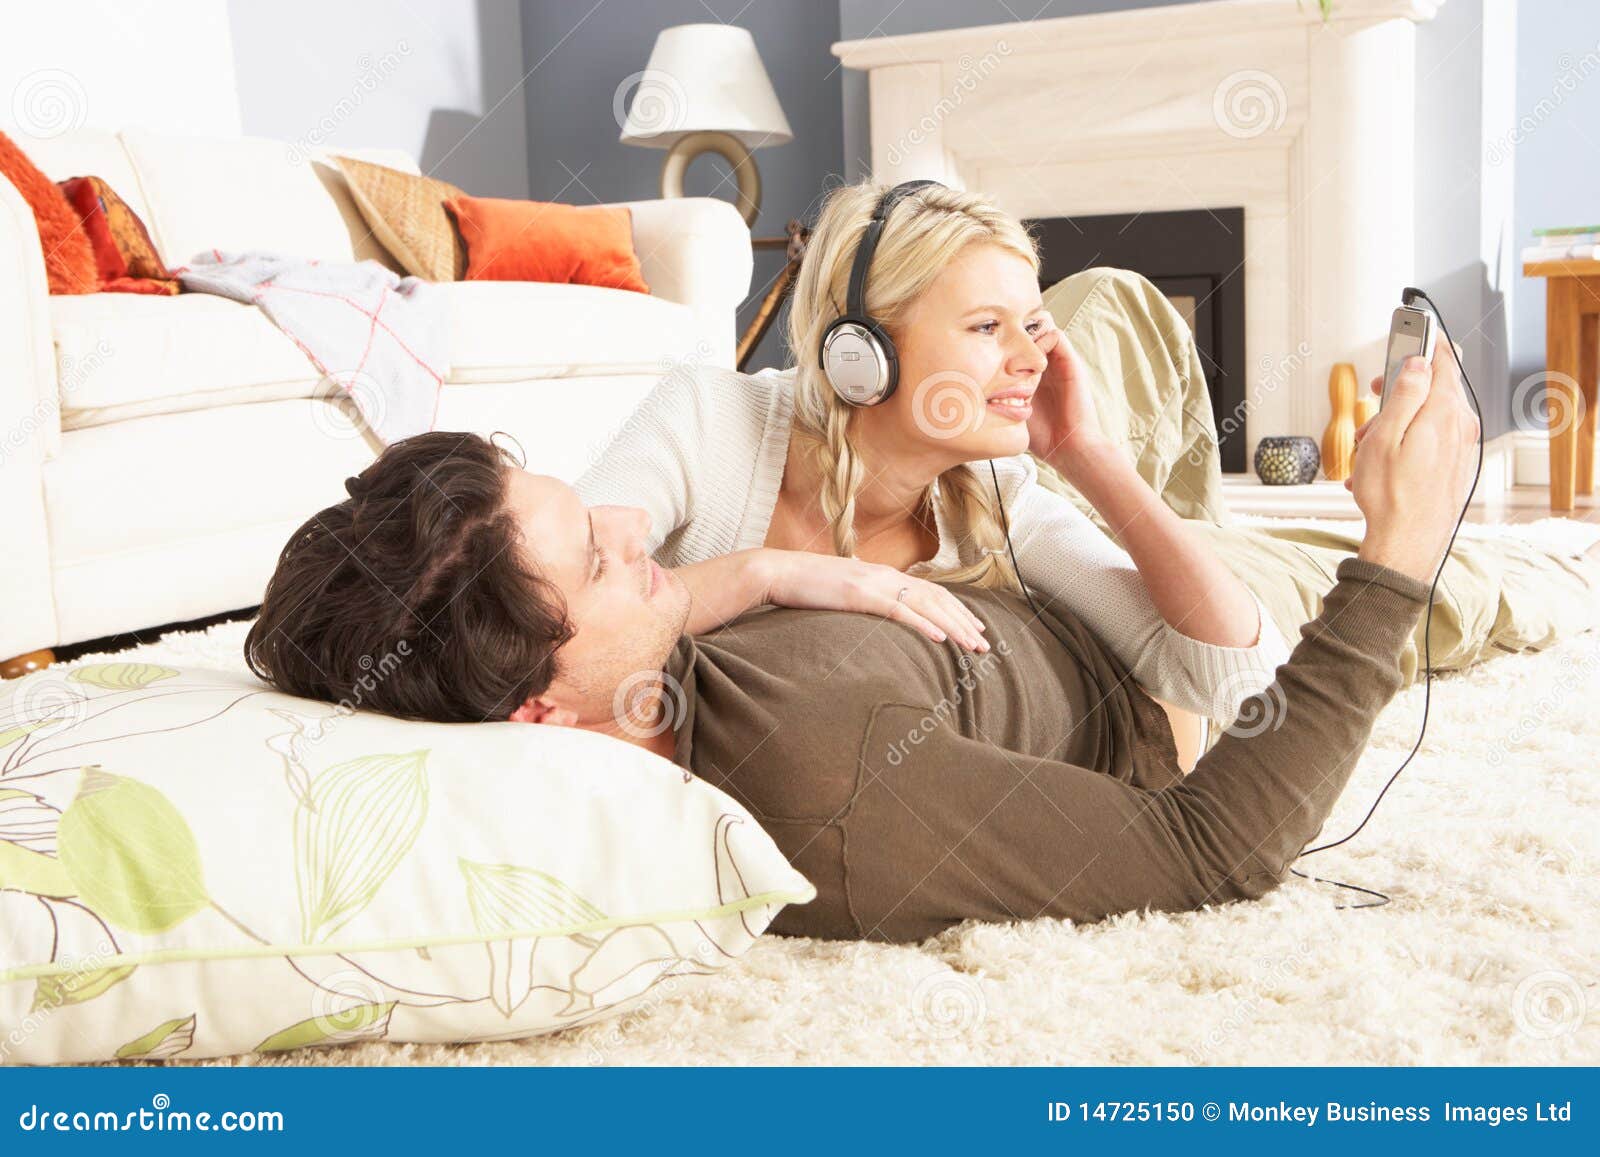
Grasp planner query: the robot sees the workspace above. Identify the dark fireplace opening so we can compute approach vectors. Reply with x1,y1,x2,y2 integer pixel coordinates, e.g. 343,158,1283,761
1026,207,1247,473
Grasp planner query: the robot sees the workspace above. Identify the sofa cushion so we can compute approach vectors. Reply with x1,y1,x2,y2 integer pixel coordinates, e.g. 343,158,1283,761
51,293,318,429
0,662,814,1063
335,155,466,281
5,127,157,244
52,280,709,430
444,280,694,384
0,129,98,294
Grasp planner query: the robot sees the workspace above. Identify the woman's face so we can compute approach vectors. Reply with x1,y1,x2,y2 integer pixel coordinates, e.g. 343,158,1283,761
868,241,1050,466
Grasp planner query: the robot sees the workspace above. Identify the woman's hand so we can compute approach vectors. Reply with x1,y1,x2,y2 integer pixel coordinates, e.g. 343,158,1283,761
1026,319,1113,473
759,550,990,652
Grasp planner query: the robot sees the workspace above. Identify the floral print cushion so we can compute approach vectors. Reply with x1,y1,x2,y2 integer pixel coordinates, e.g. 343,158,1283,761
0,663,814,1064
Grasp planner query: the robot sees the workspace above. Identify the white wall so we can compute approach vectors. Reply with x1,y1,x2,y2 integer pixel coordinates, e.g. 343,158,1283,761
0,0,240,137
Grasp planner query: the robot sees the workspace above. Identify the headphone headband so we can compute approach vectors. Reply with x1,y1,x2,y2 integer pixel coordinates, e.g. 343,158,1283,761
844,179,940,322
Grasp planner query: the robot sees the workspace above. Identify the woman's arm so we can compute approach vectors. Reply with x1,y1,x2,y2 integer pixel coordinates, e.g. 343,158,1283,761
1018,321,1291,716
1051,442,1261,648
1003,457,1291,718
674,549,990,650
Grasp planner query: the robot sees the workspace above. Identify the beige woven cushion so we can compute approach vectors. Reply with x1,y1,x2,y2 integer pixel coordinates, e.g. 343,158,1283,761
333,155,467,281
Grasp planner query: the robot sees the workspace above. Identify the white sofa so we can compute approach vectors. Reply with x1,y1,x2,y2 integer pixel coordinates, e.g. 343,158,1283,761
0,127,753,673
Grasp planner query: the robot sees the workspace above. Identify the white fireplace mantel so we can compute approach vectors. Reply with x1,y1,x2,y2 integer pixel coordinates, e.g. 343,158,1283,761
834,0,1446,463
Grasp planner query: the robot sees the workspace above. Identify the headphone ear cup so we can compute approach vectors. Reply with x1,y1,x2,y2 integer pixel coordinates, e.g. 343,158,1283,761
868,320,899,404
820,318,897,406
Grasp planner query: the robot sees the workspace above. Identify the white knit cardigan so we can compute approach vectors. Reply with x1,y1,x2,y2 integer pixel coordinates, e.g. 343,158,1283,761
574,364,1291,718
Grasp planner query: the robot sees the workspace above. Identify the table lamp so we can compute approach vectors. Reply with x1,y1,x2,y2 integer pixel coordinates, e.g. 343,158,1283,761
619,23,792,226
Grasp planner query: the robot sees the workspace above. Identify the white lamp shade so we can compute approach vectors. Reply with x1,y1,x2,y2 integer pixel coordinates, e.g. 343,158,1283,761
619,23,792,150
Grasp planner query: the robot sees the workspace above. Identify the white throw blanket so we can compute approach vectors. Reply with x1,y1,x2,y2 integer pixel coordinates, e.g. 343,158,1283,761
178,252,448,445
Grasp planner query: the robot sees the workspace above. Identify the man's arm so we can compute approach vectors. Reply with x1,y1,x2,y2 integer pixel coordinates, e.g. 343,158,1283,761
838,556,1429,943
834,336,1480,943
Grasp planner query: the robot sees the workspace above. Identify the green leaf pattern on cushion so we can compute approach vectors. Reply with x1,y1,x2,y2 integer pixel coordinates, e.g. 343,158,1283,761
459,859,607,932
0,789,60,854
255,1002,395,1052
296,751,429,942
32,964,136,1011
0,717,65,749
57,768,208,933
0,839,75,898
460,859,608,1017
66,663,180,690
115,1014,196,1059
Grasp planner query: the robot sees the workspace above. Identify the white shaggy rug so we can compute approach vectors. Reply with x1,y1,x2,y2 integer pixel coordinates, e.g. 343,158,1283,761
65,520,1599,1067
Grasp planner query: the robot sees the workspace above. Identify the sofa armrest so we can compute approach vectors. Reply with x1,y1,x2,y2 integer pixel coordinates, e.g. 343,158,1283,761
0,169,61,659
613,196,752,317
0,172,57,458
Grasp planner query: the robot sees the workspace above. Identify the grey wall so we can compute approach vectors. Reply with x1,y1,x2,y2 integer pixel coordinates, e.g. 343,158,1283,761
520,0,847,371
1415,0,1515,439
228,0,530,197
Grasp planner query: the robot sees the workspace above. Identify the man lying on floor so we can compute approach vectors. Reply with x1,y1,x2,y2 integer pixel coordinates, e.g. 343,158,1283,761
245,350,1479,944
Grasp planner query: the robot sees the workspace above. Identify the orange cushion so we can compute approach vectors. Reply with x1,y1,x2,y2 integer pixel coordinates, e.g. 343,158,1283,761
0,129,98,294
444,194,649,293
58,176,180,296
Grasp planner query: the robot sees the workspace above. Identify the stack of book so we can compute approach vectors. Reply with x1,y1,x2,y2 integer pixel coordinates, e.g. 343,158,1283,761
1523,225,1600,263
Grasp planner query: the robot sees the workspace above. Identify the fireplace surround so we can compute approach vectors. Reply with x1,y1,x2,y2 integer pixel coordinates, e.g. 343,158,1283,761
834,0,1444,469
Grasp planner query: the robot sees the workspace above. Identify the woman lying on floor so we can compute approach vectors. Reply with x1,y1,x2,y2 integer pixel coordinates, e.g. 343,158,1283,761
577,180,1297,771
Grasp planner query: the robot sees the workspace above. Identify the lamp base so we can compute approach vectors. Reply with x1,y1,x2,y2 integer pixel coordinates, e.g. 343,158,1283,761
659,130,762,226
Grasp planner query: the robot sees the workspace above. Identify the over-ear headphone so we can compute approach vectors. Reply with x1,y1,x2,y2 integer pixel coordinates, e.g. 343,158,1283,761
818,179,945,406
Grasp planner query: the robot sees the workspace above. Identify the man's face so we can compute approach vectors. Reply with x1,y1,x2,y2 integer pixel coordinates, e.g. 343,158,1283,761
502,469,690,726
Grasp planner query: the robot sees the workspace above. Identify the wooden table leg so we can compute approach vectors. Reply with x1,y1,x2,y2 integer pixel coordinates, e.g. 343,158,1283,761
1581,311,1598,497
1546,278,1580,511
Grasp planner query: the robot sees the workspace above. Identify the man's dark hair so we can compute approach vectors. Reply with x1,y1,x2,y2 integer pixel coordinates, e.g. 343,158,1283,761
244,430,574,722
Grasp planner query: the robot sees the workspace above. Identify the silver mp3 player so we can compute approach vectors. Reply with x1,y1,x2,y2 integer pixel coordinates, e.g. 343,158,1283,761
1380,304,1437,408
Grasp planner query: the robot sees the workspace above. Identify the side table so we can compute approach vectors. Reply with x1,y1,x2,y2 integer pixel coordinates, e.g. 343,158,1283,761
1523,259,1600,511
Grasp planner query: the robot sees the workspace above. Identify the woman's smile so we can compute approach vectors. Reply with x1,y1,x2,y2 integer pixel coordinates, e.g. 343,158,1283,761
985,386,1035,422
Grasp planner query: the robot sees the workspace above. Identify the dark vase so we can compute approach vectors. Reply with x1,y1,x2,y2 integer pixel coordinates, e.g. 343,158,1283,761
1253,435,1320,485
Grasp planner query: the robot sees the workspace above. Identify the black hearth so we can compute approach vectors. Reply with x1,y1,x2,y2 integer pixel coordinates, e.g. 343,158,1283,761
1026,207,1247,473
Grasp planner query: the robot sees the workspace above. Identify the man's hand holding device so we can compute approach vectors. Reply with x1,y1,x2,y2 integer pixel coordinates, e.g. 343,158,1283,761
1350,335,1480,584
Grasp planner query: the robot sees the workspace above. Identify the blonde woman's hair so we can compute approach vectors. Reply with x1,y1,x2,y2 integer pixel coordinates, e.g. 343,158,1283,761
786,180,1045,591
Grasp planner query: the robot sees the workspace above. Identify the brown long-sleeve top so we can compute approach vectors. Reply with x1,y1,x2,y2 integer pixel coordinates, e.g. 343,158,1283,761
667,556,1433,943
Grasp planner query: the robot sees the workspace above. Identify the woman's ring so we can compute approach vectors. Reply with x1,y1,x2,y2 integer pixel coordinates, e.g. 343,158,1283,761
896,586,910,603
